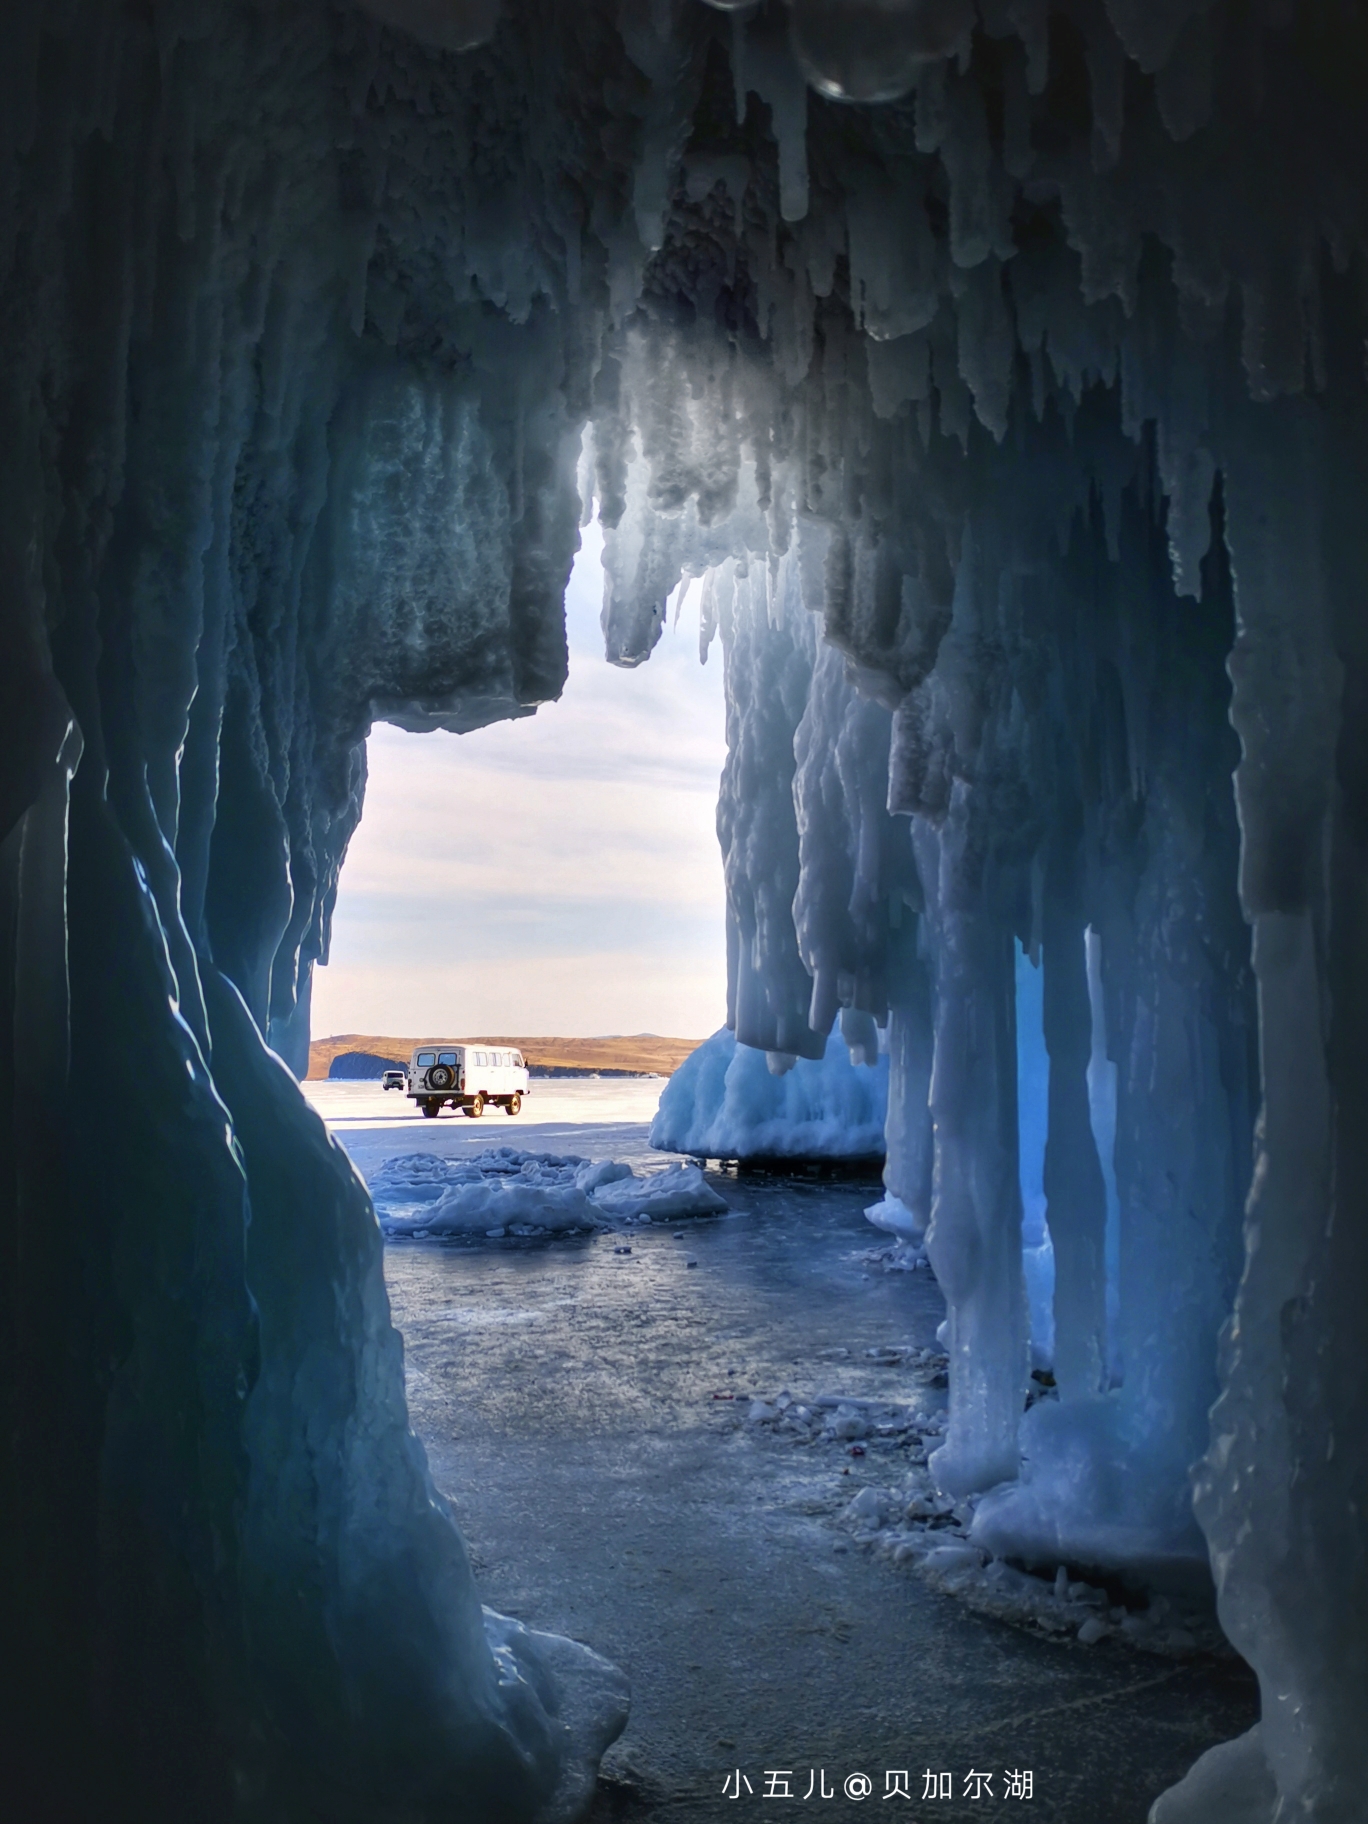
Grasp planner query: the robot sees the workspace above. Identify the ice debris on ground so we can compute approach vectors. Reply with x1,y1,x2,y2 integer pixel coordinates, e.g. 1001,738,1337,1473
370,1149,727,1238
850,1241,930,1275
725,1362,1223,1661
650,1025,887,1161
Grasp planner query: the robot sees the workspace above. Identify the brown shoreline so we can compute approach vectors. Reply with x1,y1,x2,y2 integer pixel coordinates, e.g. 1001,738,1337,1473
306,1031,704,1081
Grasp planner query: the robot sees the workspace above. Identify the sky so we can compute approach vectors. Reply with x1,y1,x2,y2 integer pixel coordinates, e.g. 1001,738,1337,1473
309,522,731,1041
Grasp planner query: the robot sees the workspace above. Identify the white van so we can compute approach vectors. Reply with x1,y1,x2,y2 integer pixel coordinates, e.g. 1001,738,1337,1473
407,1043,529,1119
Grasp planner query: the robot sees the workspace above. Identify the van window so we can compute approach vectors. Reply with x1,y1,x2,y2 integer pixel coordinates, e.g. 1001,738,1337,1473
438,1051,457,1066
416,1051,435,1067
512,1052,523,1067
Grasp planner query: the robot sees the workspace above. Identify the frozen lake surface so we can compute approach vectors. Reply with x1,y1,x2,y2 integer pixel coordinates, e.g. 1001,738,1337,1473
305,1081,1257,1823
306,1074,679,1166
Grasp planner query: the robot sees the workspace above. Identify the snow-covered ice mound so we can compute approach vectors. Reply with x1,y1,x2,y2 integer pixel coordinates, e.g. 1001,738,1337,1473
590,1161,729,1221
369,1149,726,1238
650,1026,887,1161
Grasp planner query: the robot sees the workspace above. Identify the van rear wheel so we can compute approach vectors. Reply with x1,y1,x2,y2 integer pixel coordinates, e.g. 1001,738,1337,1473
506,1094,521,1116
463,1094,485,1119
422,1100,440,1118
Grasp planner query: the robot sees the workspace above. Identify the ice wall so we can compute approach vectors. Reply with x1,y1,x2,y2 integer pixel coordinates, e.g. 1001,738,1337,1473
3,2,1367,1819
0,4,624,1816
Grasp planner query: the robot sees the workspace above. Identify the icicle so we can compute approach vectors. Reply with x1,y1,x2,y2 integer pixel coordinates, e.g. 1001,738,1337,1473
739,17,811,222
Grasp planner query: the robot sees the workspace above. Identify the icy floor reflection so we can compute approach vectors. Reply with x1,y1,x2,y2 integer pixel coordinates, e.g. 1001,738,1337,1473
309,1083,1257,1823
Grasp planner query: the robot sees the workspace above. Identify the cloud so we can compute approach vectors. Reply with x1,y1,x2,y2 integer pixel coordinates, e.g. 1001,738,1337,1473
311,523,730,1039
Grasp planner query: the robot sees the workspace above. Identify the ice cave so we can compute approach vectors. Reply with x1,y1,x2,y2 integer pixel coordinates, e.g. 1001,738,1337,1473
1,1,1365,1819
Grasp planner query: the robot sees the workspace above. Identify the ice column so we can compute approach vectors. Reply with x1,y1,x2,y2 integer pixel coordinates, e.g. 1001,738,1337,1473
1016,943,1055,1369
1040,829,1108,1400
881,941,935,1233
974,489,1254,1582
1085,929,1122,1367
914,804,1027,1498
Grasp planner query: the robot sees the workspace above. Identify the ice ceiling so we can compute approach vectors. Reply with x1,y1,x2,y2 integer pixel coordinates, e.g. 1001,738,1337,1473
1,2,1365,1820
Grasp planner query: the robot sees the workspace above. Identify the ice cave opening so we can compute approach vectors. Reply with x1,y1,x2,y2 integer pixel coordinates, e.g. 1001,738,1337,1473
2,2,1367,1821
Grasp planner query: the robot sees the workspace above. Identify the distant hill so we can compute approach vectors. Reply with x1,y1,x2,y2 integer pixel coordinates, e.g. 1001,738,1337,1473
306,1032,703,1081
328,1051,407,1079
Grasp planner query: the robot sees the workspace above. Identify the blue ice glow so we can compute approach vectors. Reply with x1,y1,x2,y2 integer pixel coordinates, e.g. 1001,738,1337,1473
1016,943,1055,1371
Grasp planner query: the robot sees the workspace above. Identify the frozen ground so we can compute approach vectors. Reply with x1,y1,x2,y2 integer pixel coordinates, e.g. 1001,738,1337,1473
307,1081,1257,1823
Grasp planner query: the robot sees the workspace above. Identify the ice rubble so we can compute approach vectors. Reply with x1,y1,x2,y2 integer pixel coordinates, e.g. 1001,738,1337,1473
650,1023,888,1160
3,1,1367,1818
370,1149,726,1236
737,1375,1224,1658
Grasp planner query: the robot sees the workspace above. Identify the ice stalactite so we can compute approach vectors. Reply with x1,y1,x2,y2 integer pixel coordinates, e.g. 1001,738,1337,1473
792,638,923,1043
716,552,825,1062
